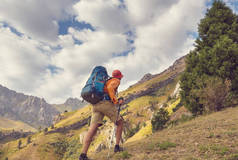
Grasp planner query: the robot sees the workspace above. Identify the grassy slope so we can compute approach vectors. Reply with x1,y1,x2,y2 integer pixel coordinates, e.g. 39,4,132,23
0,58,185,159
52,104,75,113
0,117,36,132
0,127,87,160
91,106,238,160
54,105,91,128
119,68,179,98
0,105,91,160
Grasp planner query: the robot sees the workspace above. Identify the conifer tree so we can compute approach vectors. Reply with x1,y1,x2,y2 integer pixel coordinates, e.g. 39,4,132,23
180,0,238,115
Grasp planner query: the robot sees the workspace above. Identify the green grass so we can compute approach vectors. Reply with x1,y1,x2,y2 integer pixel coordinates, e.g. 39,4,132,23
115,151,132,160
199,144,230,156
156,141,177,150
55,105,91,128
228,154,238,160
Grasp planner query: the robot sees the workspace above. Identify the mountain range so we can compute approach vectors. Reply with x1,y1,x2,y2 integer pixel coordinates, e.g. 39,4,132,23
0,85,87,130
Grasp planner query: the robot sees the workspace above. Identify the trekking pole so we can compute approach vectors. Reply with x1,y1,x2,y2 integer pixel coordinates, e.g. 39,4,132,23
107,98,123,159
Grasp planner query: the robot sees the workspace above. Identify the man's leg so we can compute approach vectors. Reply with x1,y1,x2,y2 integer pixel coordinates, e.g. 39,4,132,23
81,123,100,154
115,119,123,145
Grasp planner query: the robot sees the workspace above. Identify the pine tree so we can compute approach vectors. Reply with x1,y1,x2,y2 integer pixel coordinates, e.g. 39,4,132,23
180,0,238,115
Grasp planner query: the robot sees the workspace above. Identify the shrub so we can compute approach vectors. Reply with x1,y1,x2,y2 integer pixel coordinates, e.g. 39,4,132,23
115,151,132,159
228,154,238,160
193,77,231,113
151,108,169,132
125,123,140,139
51,139,69,158
18,140,22,149
62,137,82,160
167,96,172,102
156,141,177,150
27,136,31,144
44,128,48,133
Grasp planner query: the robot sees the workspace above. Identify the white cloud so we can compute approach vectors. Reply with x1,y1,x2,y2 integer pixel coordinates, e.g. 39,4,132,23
32,28,129,103
101,0,206,84
0,26,50,93
0,0,237,103
124,0,179,26
0,0,76,42
74,0,130,33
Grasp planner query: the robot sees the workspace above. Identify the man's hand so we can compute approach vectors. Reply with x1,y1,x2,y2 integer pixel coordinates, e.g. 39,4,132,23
118,97,124,105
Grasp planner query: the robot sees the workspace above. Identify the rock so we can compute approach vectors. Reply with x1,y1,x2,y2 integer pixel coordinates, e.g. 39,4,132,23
0,85,60,128
137,73,155,84
171,82,181,98
80,131,88,144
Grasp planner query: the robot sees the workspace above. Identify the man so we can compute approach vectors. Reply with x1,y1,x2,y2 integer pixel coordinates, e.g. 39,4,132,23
79,70,124,160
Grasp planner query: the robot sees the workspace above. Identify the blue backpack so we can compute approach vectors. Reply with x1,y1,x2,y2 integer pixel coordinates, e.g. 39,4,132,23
81,66,109,104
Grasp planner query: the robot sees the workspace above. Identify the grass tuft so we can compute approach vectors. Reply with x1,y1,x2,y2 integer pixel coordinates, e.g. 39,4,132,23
156,141,177,150
115,151,132,159
228,154,238,160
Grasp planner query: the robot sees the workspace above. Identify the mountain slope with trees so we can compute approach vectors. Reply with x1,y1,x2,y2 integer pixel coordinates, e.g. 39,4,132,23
1,1,238,160
180,0,238,115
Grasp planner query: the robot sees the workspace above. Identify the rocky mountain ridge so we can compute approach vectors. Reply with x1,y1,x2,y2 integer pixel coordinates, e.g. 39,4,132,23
52,97,87,113
130,56,186,88
0,85,60,129
124,56,186,104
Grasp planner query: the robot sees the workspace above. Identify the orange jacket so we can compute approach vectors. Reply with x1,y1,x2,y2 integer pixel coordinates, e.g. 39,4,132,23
104,78,120,104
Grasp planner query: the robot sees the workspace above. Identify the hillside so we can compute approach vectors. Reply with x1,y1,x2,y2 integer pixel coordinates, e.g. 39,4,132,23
1,56,238,160
0,117,36,132
91,106,238,160
0,56,187,160
52,98,87,113
0,85,60,128
1,106,238,160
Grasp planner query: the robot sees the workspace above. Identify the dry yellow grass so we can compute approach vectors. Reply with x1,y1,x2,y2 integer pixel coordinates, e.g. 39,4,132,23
0,117,36,132
90,106,238,160
55,105,91,128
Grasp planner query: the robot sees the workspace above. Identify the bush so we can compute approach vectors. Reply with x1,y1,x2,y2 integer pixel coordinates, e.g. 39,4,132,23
193,77,231,113
27,136,31,144
62,137,82,160
151,108,169,132
18,140,22,149
125,123,140,139
44,128,48,133
156,141,176,150
50,139,69,158
115,151,132,159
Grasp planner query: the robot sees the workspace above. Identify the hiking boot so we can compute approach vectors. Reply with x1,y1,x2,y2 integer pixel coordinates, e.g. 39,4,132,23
79,153,89,160
114,145,123,153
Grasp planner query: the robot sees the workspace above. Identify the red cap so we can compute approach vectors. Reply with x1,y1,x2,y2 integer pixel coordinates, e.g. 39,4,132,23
112,70,123,79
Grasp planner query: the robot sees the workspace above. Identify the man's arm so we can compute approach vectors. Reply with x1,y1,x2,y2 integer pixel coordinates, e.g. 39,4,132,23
107,79,120,104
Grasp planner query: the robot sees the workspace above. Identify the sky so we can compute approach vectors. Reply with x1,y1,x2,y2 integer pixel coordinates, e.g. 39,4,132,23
0,0,238,104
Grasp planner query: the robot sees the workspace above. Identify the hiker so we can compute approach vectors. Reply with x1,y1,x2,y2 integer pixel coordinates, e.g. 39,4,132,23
79,69,124,160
